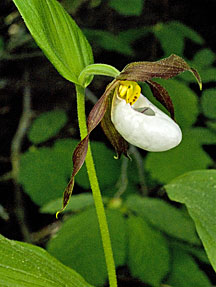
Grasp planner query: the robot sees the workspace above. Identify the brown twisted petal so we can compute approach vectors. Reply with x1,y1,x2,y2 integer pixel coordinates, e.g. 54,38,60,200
57,80,120,216
147,80,175,120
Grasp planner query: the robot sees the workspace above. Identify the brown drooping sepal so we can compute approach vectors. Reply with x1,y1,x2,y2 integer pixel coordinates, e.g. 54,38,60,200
57,80,120,216
117,54,202,90
101,92,129,158
147,80,175,119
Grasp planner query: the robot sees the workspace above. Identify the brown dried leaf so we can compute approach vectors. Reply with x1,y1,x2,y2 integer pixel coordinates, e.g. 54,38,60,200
101,93,129,158
117,54,202,89
147,80,175,119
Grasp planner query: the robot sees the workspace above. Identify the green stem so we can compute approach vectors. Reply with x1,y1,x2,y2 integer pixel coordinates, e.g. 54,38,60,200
75,84,117,287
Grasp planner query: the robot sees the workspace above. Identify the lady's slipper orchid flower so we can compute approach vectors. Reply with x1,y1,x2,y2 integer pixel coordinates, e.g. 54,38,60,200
58,54,201,215
111,80,182,152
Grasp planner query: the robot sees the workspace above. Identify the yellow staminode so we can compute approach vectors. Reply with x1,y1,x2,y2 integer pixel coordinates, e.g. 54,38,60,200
118,81,141,105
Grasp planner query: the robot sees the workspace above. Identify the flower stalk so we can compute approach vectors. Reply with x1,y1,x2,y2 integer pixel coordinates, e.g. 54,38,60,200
75,84,117,287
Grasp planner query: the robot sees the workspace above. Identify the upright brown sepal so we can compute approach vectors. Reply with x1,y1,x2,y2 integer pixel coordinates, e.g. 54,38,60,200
101,92,129,158
117,54,202,90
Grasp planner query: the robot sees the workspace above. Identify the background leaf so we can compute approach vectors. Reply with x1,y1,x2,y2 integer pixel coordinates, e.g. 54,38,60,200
75,141,121,190
13,0,93,84
192,48,216,69
0,234,94,287
145,128,216,183
47,208,126,286
126,195,200,245
40,193,95,214
84,27,150,56
153,21,204,57
19,139,121,206
84,29,134,56
28,110,68,144
166,247,211,287
127,215,169,286
201,88,216,119
165,170,216,273
109,0,144,16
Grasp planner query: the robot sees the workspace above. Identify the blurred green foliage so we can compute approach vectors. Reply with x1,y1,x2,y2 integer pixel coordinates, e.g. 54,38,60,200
28,110,68,144
109,0,144,16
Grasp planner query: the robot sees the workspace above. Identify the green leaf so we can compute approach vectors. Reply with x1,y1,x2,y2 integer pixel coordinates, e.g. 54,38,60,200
166,247,211,287
0,234,94,287
47,208,126,286
84,27,150,57
126,195,200,245
40,193,94,214
84,29,134,56
118,27,150,44
201,68,216,83
153,21,204,57
145,128,215,183
201,88,216,119
109,0,144,16
19,139,121,206
192,48,216,69
76,141,121,189
170,240,210,265
127,215,169,286
13,0,93,84
153,23,184,57
28,110,68,144
207,120,216,132
19,146,69,206
18,139,77,206
168,21,204,44
165,170,216,272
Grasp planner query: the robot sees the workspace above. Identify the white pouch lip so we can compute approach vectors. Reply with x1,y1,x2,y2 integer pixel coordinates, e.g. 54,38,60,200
111,93,182,152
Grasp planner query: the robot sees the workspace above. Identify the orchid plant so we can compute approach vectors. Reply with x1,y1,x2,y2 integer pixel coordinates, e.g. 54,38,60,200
12,1,202,287
60,55,201,215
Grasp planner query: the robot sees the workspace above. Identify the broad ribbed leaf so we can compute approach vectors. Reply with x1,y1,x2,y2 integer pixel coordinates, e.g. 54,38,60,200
13,0,93,84
0,234,94,287
165,170,216,272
